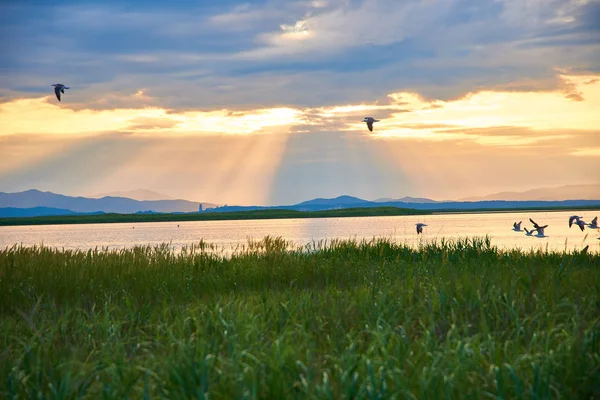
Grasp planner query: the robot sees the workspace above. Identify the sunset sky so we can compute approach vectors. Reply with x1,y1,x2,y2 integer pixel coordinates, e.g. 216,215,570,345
1,0,599,205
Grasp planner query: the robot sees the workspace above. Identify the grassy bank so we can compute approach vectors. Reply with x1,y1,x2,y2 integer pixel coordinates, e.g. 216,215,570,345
0,206,431,227
1,237,599,399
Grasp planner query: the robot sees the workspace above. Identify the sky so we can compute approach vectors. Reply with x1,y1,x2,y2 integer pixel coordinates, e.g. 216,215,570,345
0,0,599,206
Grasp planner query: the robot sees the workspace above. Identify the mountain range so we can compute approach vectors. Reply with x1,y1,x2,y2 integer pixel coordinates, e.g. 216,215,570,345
1,185,599,218
459,184,600,201
0,189,217,216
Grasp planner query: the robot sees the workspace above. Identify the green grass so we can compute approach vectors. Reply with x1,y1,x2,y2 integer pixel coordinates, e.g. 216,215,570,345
0,206,430,227
2,204,600,227
1,236,599,399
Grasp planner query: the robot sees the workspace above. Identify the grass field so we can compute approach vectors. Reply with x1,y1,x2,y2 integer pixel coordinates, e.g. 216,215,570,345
1,236,599,399
2,204,600,227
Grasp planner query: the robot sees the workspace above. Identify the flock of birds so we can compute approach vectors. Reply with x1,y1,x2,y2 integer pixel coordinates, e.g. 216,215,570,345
414,214,599,238
50,84,382,132
512,218,549,237
511,214,599,238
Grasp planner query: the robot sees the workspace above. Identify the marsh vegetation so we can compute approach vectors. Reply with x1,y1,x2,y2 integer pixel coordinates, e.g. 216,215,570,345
1,236,599,398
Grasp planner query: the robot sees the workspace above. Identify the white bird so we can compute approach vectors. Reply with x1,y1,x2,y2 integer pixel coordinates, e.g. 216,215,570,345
513,221,522,231
51,83,69,101
587,216,598,229
529,218,548,237
363,117,380,132
569,215,582,228
416,223,427,234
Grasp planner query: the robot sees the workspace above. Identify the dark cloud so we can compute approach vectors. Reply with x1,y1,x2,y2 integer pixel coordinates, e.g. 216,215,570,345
0,0,598,110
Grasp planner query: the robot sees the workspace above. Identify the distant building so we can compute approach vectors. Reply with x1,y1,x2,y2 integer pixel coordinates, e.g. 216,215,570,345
198,204,203,212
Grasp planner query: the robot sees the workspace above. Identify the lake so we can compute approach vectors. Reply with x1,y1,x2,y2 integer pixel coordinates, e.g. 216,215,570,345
1,210,599,254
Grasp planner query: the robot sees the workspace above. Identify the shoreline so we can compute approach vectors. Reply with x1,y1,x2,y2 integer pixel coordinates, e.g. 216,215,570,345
1,205,600,227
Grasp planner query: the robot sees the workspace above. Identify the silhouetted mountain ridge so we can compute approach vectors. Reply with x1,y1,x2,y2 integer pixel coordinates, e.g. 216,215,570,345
374,196,438,203
460,184,600,201
0,189,217,215
296,195,369,206
1,189,600,218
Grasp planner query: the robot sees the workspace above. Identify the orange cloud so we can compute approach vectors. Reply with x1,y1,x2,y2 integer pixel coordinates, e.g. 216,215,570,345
1,74,598,144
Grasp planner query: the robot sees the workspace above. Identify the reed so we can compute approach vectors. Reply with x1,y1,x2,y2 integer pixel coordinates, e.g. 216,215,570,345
1,236,598,399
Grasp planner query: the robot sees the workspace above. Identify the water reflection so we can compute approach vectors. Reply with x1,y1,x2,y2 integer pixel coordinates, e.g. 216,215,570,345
1,210,598,254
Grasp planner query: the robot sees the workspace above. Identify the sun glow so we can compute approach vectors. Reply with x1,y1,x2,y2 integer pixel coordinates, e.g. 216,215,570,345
0,98,302,136
1,74,598,143
368,74,600,139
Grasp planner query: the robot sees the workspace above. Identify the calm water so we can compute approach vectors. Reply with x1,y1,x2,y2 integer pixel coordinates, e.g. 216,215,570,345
1,210,599,254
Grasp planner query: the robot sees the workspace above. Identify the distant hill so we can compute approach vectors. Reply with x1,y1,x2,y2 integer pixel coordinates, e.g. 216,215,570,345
460,184,600,201
2,189,600,218
0,189,217,214
0,207,79,218
374,196,438,203
206,196,600,213
88,189,174,201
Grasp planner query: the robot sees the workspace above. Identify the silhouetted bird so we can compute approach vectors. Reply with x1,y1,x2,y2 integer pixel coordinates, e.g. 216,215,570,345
588,216,598,229
513,221,522,231
575,218,586,231
51,83,69,101
569,215,582,228
416,223,427,234
363,117,380,132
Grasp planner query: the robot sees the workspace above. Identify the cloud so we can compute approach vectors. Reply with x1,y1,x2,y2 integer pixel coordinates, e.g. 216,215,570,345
0,97,302,136
1,0,599,111
1,0,599,203
1,73,598,140
125,116,181,131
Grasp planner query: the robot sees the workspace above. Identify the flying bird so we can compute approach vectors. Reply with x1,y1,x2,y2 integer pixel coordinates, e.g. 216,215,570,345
574,218,586,232
416,223,427,234
569,215,582,228
51,83,69,101
587,216,598,229
513,221,522,231
524,228,534,236
363,117,380,132
529,218,548,237
529,218,546,230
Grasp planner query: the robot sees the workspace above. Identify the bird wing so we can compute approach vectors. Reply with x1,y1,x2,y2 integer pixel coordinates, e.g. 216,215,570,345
592,217,598,225
529,218,539,228
367,121,373,132
578,221,585,231
54,86,61,101
569,215,577,227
